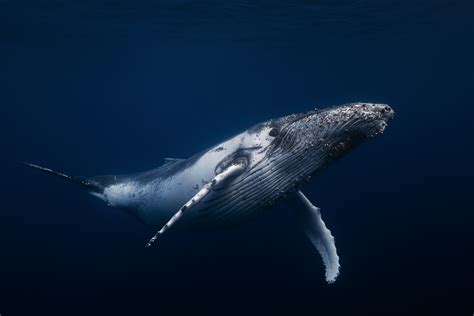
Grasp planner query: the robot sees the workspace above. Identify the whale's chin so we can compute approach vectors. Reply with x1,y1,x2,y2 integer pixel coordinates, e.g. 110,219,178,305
363,116,393,139
369,119,389,137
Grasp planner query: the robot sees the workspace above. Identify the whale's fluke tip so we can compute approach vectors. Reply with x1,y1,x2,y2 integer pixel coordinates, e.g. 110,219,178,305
22,161,105,194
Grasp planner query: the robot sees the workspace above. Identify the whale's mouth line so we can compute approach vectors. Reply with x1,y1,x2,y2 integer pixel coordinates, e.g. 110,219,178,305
366,118,391,138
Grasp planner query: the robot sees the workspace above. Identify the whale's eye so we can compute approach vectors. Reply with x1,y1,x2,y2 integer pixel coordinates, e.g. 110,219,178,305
269,128,279,137
214,150,251,174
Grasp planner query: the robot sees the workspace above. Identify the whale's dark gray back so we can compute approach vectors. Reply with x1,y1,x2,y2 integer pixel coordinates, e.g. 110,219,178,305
90,150,209,188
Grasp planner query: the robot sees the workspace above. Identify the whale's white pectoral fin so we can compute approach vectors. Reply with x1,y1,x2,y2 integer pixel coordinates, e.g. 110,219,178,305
145,162,247,248
289,191,340,283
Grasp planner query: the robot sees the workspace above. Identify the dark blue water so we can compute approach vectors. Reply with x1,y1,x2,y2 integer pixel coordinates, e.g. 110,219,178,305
1,0,473,315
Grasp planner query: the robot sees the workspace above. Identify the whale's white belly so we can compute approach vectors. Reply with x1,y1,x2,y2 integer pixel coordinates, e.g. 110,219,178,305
104,129,270,227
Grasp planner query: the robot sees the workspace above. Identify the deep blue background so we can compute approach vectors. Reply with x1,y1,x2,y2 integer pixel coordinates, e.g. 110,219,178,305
1,0,473,315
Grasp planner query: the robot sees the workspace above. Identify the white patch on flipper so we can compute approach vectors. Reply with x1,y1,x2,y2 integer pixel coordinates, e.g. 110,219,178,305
145,162,247,248
293,191,340,283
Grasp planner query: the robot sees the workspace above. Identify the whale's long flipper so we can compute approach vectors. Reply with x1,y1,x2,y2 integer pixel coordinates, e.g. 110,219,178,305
287,191,340,283
145,162,247,248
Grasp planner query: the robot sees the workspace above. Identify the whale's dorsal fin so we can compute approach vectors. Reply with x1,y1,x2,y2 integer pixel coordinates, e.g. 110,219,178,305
163,157,185,166
155,158,186,171
286,191,340,283
164,157,184,163
145,161,247,248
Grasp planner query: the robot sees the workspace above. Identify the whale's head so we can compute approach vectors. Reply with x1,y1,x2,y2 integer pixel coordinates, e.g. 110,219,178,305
265,103,394,189
302,102,395,157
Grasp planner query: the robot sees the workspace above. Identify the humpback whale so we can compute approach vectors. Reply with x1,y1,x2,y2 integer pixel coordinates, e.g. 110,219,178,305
25,102,394,283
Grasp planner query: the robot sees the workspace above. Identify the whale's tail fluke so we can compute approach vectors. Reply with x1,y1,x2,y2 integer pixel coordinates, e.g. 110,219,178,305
22,162,105,194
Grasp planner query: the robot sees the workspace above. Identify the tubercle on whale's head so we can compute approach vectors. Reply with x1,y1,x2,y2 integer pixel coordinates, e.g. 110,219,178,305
307,103,394,157
269,102,394,164
315,102,395,138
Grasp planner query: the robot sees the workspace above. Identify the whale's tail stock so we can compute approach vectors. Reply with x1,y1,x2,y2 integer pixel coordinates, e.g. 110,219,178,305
22,162,106,197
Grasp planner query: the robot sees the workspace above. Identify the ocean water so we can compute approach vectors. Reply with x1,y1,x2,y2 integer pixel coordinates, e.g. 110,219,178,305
1,0,473,315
